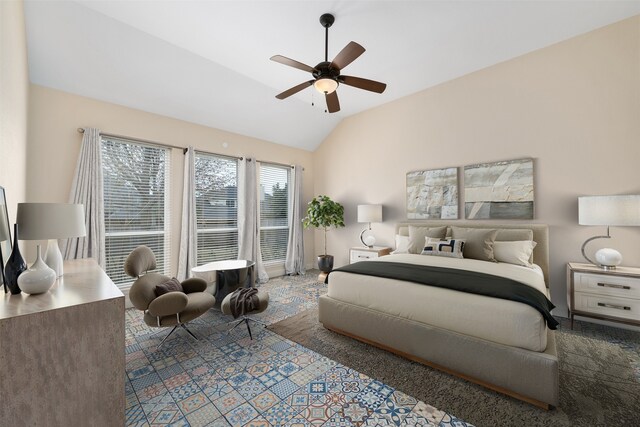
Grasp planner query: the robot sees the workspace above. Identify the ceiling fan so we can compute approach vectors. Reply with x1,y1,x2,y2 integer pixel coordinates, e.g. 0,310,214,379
270,13,387,113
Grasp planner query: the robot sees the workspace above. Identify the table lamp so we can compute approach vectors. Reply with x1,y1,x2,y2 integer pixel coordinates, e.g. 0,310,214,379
578,195,640,270
357,204,382,248
17,203,86,277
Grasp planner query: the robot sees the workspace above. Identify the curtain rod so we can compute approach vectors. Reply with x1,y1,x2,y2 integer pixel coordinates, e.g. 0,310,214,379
77,127,303,170
77,127,184,151
256,159,301,170
78,127,244,161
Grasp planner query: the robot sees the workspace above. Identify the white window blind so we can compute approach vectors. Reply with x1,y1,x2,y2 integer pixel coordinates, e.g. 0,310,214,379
101,137,170,287
259,164,290,263
195,152,238,265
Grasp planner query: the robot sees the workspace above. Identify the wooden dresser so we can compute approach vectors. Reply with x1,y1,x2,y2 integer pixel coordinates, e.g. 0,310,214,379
0,259,125,426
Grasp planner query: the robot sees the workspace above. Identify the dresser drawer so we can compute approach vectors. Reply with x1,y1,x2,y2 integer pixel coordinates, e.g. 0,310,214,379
350,250,378,263
573,272,640,299
574,291,640,322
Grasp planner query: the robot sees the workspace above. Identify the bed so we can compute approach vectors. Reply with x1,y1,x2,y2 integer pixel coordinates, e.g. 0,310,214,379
318,221,558,409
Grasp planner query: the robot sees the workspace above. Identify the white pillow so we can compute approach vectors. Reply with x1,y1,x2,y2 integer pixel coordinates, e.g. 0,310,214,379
391,234,410,254
421,237,465,259
494,240,537,267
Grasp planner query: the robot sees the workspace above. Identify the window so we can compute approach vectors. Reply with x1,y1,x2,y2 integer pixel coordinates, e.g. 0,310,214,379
260,164,290,263
102,137,170,286
195,152,238,265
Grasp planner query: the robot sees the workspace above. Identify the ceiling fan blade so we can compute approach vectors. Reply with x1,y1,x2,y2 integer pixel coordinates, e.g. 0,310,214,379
270,55,316,73
330,41,365,71
325,91,340,113
339,75,387,93
276,80,314,100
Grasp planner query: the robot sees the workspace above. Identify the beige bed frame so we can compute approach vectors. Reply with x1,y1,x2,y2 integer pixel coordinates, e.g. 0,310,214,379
318,221,558,409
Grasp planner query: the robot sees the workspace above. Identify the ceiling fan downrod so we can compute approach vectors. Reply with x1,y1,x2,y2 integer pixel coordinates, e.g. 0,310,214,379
319,13,334,63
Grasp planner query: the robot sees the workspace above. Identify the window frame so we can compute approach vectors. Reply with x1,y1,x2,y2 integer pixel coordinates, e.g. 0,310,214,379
194,151,239,265
259,162,291,265
101,136,171,289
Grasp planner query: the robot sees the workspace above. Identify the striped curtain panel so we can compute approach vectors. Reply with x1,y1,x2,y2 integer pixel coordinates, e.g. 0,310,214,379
237,158,268,283
285,165,305,275
62,127,105,267
177,146,197,280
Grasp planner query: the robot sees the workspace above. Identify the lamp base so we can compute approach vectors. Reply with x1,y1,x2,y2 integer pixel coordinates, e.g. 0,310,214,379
45,239,64,277
581,229,623,270
359,228,376,248
595,248,622,270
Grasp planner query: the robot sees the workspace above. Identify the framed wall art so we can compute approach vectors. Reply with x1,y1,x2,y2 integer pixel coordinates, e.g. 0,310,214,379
464,158,534,219
406,167,458,219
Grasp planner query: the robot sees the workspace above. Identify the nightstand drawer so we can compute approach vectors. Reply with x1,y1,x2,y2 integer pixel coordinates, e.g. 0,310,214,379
350,250,377,263
349,247,391,264
574,272,640,299
574,292,640,322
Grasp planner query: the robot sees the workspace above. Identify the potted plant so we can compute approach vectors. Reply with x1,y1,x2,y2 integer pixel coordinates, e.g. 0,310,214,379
302,195,345,273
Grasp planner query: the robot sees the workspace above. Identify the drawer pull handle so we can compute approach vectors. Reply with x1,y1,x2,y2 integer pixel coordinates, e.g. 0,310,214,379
597,282,631,290
597,302,631,311
358,255,369,258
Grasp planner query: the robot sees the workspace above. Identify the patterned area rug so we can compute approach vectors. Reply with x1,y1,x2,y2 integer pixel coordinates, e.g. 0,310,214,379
271,308,640,426
124,272,471,426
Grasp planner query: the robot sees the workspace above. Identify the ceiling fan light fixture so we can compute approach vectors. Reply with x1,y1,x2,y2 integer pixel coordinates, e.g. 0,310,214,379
314,77,338,94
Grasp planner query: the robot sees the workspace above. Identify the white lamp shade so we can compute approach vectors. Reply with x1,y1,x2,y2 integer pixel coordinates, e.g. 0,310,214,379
578,195,640,226
17,203,86,240
358,204,383,223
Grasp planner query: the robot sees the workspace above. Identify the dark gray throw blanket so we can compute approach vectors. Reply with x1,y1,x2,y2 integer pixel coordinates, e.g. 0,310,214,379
229,287,259,319
326,261,559,330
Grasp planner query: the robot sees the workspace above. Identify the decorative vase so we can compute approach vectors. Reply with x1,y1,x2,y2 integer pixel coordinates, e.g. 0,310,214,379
317,255,334,273
18,245,57,295
4,223,26,295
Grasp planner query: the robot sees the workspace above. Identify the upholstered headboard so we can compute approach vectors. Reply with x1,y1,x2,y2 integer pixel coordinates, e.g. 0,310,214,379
395,221,550,287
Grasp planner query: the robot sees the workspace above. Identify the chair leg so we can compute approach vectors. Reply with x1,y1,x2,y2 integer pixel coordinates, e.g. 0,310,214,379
248,318,268,327
180,323,199,341
156,323,200,350
227,316,267,340
245,318,253,340
227,318,247,335
158,325,179,349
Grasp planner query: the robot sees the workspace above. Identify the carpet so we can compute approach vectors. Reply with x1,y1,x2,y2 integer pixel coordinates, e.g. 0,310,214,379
270,308,640,427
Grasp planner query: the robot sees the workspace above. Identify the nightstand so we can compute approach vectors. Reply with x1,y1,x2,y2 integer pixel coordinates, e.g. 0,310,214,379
567,262,640,329
350,246,392,264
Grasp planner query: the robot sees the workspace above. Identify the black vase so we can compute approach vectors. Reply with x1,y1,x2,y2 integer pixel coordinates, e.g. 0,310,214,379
4,224,26,295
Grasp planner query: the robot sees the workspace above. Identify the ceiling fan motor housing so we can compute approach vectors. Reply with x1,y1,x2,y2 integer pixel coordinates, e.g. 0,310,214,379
313,61,340,81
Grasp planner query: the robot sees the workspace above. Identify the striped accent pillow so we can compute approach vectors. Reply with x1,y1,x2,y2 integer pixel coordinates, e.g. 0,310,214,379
421,238,466,259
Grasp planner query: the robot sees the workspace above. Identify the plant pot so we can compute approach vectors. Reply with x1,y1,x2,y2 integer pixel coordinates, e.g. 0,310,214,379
317,255,334,273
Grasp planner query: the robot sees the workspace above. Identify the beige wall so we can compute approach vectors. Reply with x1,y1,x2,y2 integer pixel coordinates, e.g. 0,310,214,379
313,16,640,316
27,85,315,276
0,0,29,224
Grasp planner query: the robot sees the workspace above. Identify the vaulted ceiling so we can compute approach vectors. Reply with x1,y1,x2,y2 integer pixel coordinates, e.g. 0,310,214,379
24,1,640,151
